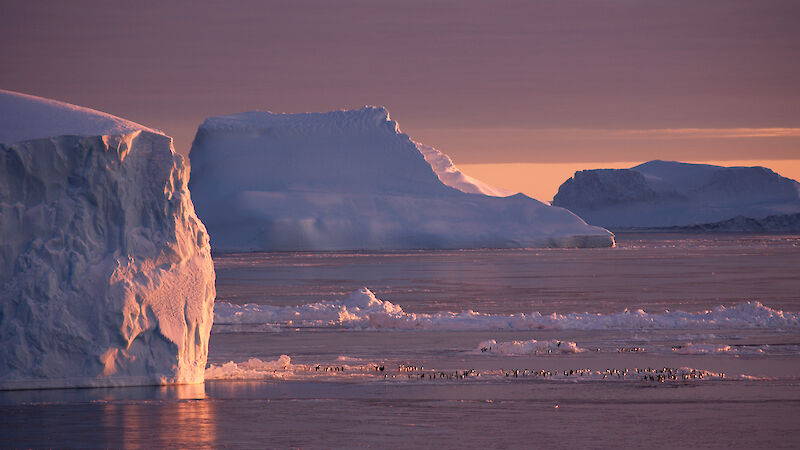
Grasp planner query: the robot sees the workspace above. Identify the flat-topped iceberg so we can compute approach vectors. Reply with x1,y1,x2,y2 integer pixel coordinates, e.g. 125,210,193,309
189,106,613,251
553,160,800,228
0,90,215,390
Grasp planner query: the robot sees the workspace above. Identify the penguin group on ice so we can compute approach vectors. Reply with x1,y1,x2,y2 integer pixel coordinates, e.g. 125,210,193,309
303,362,724,383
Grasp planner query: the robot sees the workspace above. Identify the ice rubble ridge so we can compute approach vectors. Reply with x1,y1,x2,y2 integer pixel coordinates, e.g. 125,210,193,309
552,160,800,228
188,106,614,251
214,287,800,331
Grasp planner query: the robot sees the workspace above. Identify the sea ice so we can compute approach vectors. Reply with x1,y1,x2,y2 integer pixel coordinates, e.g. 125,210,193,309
188,106,614,251
0,90,215,389
671,343,736,354
205,355,292,380
670,342,774,355
476,339,587,355
204,354,737,384
213,288,800,332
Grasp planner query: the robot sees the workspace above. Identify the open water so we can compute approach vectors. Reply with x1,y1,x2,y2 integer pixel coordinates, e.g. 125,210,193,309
2,233,799,448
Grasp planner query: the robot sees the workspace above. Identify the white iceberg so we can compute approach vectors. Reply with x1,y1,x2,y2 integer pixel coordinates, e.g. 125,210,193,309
188,106,614,251
553,160,800,228
0,90,216,389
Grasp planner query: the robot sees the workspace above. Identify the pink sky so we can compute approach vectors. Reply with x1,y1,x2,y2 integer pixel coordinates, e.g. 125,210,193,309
2,0,798,182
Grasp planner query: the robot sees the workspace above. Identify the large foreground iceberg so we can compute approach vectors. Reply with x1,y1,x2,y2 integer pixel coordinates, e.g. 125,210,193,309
189,107,613,251
0,90,215,389
552,160,800,229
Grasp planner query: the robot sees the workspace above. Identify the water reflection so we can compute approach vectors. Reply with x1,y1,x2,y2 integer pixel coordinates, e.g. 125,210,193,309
1,383,216,448
0,382,206,405
103,396,216,448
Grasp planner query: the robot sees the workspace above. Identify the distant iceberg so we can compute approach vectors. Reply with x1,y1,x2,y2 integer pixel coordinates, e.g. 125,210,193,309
661,213,800,232
0,90,215,390
552,160,800,229
188,106,613,251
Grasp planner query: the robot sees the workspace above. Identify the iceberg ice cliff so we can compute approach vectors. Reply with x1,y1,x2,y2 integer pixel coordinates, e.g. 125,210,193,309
189,106,613,251
553,160,800,229
416,143,514,197
0,90,215,389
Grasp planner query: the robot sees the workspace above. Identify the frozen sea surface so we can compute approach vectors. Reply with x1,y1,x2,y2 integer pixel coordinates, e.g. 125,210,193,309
2,233,799,448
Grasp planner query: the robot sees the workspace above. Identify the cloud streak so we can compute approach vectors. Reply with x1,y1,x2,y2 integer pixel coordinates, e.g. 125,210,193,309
611,128,800,139
418,127,800,139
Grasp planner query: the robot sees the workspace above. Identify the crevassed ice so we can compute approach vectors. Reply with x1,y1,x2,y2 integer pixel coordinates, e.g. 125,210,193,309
0,90,215,390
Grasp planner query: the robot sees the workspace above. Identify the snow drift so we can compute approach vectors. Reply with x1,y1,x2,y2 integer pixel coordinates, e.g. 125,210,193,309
188,107,613,251
552,160,800,228
0,90,216,390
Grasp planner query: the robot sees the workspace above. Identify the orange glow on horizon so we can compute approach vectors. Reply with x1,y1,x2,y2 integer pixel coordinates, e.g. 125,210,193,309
459,159,800,203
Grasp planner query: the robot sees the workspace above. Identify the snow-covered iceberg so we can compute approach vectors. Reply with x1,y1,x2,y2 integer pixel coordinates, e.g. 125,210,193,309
188,107,613,251
416,143,514,197
552,160,800,228
0,90,215,390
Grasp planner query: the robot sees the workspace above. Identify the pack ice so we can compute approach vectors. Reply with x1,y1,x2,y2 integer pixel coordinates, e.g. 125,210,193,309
553,160,800,228
0,90,215,389
189,107,613,251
